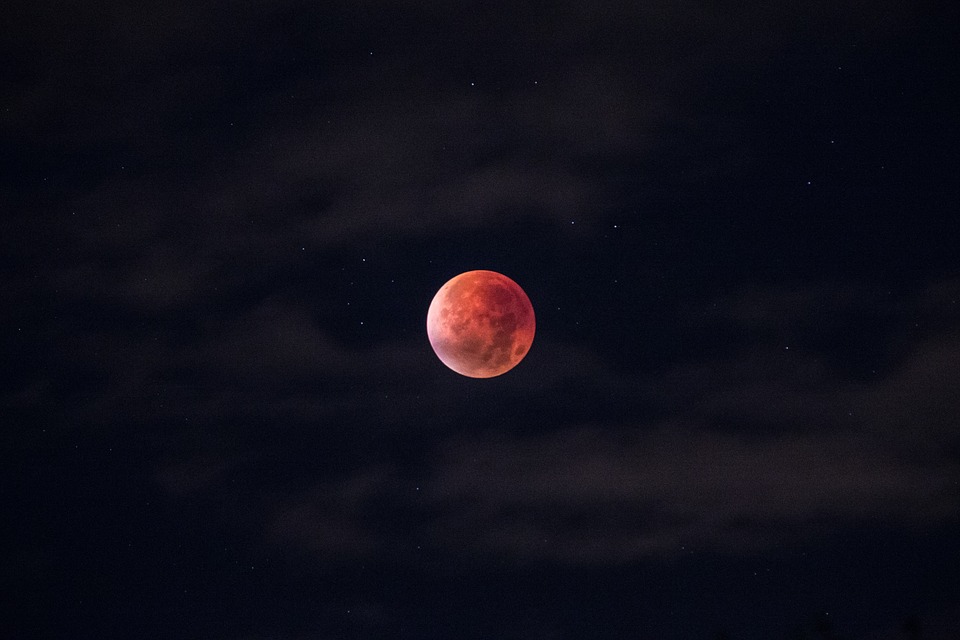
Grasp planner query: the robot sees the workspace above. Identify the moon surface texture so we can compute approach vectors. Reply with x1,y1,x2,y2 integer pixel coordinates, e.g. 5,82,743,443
427,270,536,378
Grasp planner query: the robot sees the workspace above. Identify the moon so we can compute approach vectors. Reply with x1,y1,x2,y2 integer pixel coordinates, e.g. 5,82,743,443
426,270,536,378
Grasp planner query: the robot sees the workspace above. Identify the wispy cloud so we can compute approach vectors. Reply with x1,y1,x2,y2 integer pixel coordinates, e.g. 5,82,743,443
257,280,960,564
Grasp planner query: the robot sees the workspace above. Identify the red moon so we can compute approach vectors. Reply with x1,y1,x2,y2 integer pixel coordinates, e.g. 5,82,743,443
426,270,536,378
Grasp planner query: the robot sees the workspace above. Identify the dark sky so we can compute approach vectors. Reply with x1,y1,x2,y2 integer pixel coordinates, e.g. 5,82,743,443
4,1,960,638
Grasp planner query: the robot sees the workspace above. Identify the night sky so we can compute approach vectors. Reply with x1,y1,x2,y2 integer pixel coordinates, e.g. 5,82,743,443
4,1,960,639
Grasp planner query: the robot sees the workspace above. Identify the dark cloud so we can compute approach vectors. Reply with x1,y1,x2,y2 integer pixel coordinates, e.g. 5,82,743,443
180,278,959,567
259,367,958,568
423,423,957,563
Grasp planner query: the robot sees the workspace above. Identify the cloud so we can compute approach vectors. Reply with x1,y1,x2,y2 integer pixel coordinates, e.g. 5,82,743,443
265,410,957,565
268,467,393,558
421,422,958,563
256,282,960,564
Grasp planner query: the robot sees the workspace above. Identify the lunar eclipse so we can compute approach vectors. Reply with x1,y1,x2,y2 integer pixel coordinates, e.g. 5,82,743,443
426,270,536,378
